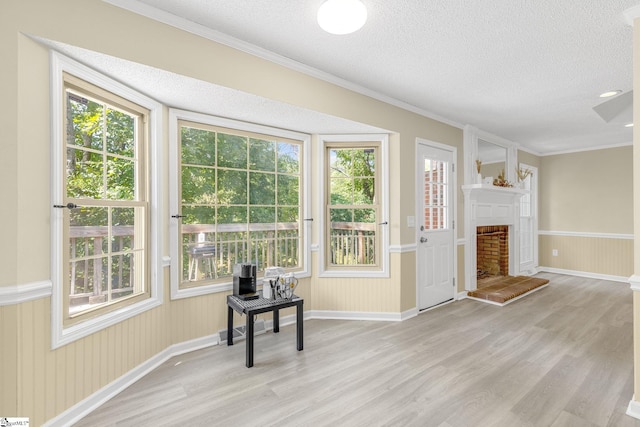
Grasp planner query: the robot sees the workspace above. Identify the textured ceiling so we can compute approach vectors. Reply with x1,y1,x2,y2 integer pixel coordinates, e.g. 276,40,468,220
105,0,637,154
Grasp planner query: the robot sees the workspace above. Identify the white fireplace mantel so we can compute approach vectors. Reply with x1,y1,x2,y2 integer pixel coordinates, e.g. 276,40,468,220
462,184,527,291
462,184,527,200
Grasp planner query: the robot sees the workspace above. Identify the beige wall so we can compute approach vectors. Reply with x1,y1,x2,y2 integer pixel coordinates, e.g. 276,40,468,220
539,235,633,278
537,146,633,278
1,0,463,424
539,146,633,234
518,150,541,170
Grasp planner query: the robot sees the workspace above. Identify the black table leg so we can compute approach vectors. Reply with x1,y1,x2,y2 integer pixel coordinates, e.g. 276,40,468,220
296,301,303,351
246,313,254,368
273,308,280,333
227,306,234,346
226,295,304,368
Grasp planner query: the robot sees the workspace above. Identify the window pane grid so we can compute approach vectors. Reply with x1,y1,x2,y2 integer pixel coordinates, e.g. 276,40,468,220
423,159,449,230
520,171,534,265
179,123,302,285
64,81,147,319
327,146,378,267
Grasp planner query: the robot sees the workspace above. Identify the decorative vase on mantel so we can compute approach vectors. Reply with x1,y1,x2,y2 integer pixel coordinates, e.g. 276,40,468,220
476,172,482,184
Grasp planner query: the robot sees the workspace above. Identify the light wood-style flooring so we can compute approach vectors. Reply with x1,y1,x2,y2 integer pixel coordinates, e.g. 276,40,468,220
75,273,640,426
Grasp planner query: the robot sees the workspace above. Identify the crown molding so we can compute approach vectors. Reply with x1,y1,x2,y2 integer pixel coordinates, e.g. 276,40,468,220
538,140,633,157
624,5,640,26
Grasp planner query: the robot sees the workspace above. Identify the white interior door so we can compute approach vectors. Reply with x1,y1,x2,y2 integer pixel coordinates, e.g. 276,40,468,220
417,143,455,310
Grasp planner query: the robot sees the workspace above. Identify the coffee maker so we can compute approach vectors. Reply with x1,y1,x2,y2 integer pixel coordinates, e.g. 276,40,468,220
233,263,258,300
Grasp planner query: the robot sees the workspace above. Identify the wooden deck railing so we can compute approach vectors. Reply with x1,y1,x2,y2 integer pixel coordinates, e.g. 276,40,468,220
69,225,135,307
329,222,376,265
180,223,301,280
68,221,377,303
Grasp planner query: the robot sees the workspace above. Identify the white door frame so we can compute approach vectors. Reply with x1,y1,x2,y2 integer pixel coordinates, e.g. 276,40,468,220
415,138,458,311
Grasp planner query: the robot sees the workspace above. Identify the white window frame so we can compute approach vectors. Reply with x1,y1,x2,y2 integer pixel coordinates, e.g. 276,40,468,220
168,108,311,300
519,162,539,273
318,134,389,278
50,52,163,349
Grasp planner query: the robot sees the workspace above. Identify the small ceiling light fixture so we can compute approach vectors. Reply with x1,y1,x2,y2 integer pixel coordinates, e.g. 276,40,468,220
317,0,367,35
599,90,622,98
625,123,634,127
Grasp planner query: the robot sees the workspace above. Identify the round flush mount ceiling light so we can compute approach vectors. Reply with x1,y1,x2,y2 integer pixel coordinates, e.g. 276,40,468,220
600,90,622,98
317,0,367,35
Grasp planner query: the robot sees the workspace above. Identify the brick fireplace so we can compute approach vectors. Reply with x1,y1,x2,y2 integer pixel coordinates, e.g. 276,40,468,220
462,182,524,291
476,225,509,279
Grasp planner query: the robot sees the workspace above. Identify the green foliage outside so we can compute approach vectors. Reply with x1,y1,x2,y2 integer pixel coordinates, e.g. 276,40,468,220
66,93,137,226
329,147,376,223
65,90,140,299
180,126,302,278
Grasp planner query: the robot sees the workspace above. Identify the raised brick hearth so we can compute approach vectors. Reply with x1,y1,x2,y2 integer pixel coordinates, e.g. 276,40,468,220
476,225,509,279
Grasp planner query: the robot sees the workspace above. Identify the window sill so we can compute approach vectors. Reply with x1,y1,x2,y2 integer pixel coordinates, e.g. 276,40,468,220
53,295,162,349
171,281,233,300
318,269,389,279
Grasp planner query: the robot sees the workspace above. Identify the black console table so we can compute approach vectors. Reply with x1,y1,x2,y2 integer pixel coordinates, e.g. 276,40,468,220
226,294,304,367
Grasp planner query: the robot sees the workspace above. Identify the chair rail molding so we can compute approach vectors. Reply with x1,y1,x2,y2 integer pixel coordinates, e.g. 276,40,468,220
0,280,53,306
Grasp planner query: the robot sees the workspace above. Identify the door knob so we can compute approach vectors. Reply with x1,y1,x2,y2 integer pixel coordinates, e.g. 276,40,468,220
420,236,428,243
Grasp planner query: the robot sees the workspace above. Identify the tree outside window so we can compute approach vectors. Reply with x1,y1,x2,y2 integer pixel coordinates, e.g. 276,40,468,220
178,121,303,286
63,75,149,322
327,144,380,268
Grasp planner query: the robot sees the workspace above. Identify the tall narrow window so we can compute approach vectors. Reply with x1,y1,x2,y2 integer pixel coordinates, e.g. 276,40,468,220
62,73,149,324
519,164,538,272
175,120,304,290
326,143,380,269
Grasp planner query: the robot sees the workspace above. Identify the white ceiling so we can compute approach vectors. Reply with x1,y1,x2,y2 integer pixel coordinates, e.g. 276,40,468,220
99,0,638,154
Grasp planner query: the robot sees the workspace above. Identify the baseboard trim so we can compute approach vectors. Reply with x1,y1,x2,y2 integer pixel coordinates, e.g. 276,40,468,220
401,308,419,320
627,396,640,420
43,333,219,427
538,267,629,283
628,275,640,292
307,309,408,322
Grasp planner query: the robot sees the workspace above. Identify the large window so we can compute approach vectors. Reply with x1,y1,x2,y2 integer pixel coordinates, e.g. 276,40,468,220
170,111,309,298
321,135,389,276
62,73,149,323
51,52,162,348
